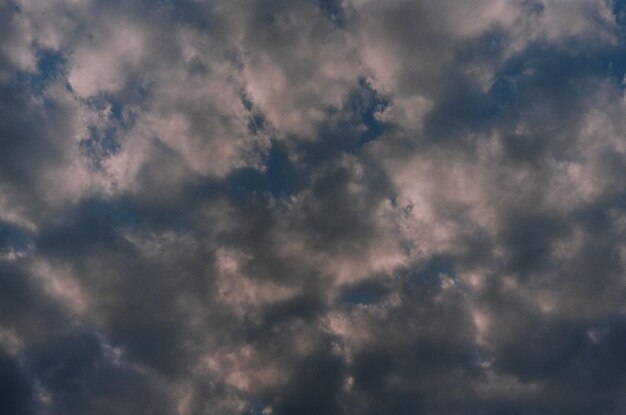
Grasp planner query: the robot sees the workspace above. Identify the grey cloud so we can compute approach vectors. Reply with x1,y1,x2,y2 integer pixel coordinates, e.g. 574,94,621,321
3,0,626,414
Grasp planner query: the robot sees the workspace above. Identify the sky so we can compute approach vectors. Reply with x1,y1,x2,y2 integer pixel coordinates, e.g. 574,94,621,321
2,0,626,414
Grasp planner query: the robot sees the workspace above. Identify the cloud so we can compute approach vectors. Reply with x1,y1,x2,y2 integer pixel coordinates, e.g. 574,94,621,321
2,0,626,414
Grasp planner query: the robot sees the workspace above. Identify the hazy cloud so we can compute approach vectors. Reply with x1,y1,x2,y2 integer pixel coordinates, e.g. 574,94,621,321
2,0,626,414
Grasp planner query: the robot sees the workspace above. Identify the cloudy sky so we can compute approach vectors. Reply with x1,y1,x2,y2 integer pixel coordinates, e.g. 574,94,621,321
3,0,626,414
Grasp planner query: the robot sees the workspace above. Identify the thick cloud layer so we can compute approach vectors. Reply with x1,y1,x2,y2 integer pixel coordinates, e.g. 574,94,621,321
2,0,626,413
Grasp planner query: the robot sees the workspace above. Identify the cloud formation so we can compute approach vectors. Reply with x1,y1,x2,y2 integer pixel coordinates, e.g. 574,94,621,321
3,0,626,413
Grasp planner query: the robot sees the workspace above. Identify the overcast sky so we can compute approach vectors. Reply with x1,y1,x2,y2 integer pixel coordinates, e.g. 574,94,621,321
3,0,626,414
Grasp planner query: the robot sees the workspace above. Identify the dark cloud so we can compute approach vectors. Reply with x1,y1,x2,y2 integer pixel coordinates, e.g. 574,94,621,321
2,0,626,414
0,350,33,415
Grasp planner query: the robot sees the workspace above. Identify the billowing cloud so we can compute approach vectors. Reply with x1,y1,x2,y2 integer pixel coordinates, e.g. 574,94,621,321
2,0,626,414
